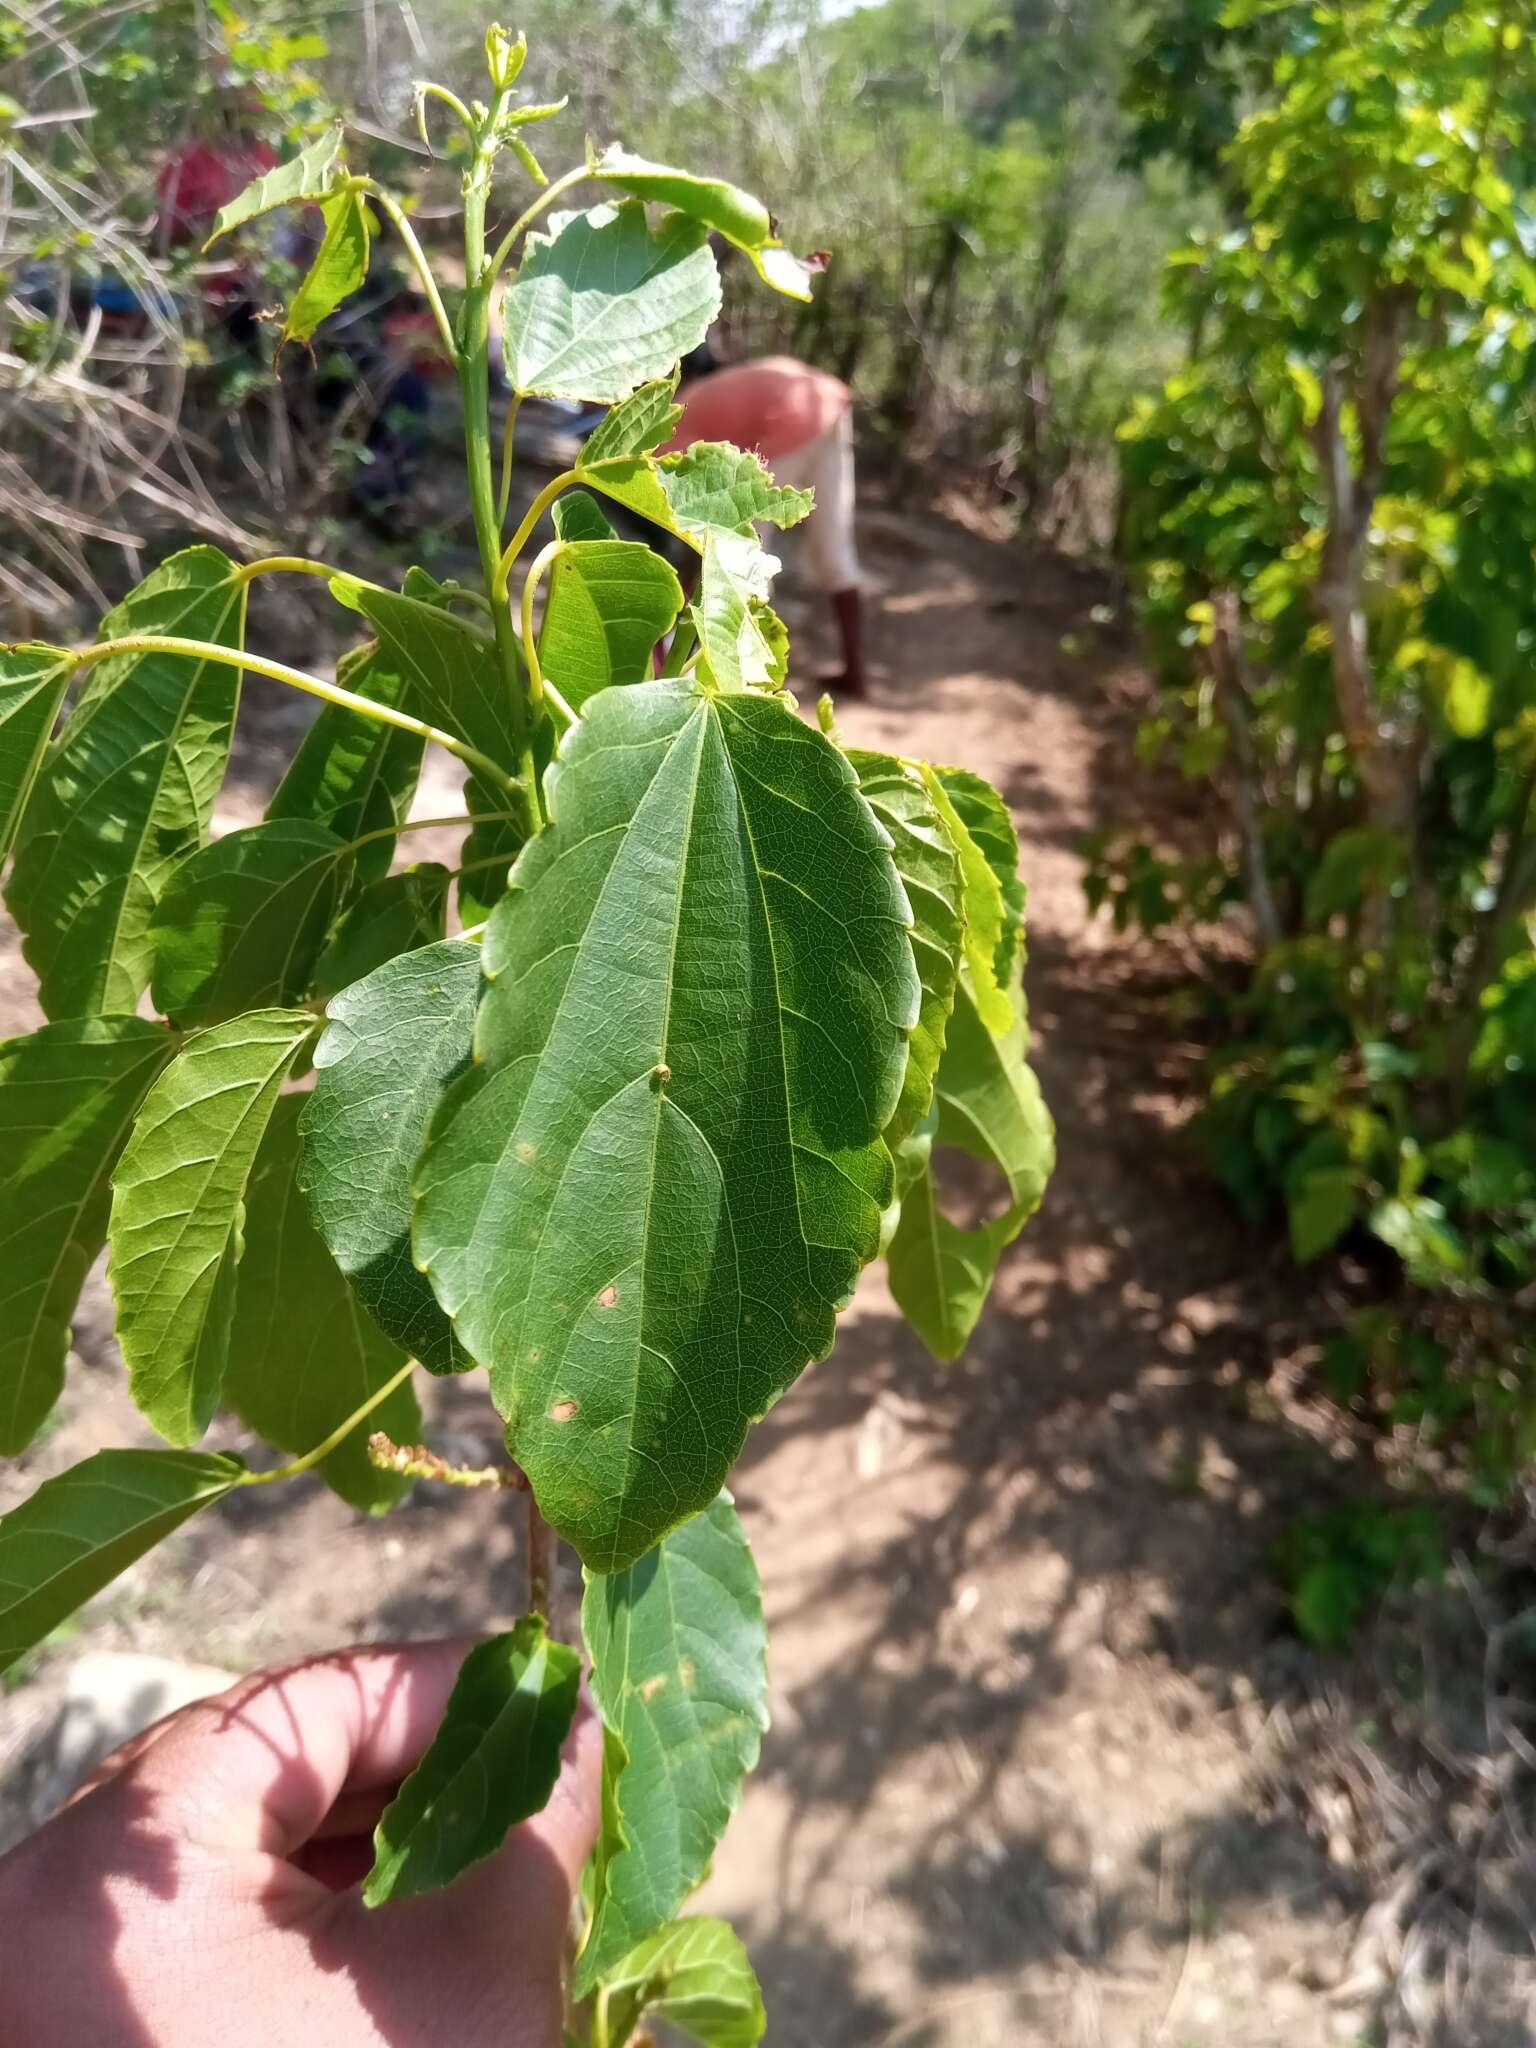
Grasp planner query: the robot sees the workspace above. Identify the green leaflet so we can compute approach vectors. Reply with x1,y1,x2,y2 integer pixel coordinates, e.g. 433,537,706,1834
266,636,425,895
580,440,813,549
311,864,450,999
922,765,1012,1036
595,146,822,304
502,201,720,403
886,966,1054,1361
0,646,71,867
108,1009,316,1445
848,751,964,1150
538,541,683,709
935,765,1026,982
580,375,683,466
553,491,618,543
333,576,522,922
301,940,479,1375
364,1618,581,1905
0,1019,172,1455
691,528,788,692
574,1495,768,1995
414,681,918,1568
0,1448,244,1676
283,186,370,344
205,125,345,244
149,821,346,1029
5,547,245,1021
599,1918,766,2048
225,1096,418,1513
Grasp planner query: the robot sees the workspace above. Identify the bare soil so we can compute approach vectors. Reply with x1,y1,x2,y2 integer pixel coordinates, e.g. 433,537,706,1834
2,488,1523,2045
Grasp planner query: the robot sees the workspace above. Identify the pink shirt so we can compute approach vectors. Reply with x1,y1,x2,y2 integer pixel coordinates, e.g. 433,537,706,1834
665,356,851,461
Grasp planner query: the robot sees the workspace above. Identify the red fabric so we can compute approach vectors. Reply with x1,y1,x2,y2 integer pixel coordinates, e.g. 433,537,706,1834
156,139,277,246
664,356,852,461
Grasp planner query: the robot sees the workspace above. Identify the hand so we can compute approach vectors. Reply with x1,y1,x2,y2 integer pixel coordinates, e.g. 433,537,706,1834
0,1639,600,2048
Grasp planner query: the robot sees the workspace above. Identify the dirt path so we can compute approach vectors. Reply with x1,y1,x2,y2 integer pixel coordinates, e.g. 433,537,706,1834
0,502,1363,2044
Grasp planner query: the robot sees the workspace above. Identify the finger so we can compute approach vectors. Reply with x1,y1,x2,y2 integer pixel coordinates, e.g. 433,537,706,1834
114,1638,482,1858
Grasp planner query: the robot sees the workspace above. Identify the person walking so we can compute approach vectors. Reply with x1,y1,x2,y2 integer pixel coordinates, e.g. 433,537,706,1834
666,353,867,696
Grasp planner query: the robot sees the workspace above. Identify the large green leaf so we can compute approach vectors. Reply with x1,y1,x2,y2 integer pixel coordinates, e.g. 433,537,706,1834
149,820,345,1029
0,1448,243,1677
848,751,964,1150
579,441,812,550
580,375,682,466
538,541,682,710
301,941,479,1375
108,1009,316,1445
311,864,449,998
6,547,245,1020
599,1918,766,2048
205,125,344,244
594,146,823,303
0,645,71,867
266,637,424,894
502,201,719,403
886,967,1054,1361
283,186,370,345
573,1494,768,1995
364,1619,581,1905
225,1096,419,1514
414,681,917,1568
0,1019,172,1455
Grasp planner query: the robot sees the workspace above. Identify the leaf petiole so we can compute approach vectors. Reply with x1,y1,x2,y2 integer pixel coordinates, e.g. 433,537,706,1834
495,469,578,598
63,636,520,797
359,183,458,363
236,1358,418,1489
519,539,562,721
486,163,594,284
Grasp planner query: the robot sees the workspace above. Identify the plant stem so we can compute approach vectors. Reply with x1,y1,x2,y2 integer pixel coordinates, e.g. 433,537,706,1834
496,469,578,597
527,1493,553,1618
458,93,541,833
361,184,458,363
519,540,561,722
65,636,519,795
661,615,698,678
497,392,523,527
236,1359,417,1488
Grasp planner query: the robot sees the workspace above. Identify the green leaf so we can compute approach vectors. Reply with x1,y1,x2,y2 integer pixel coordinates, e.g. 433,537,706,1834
848,751,964,1149
364,1618,581,1905
266,637,425,893
922,766,1012,1036
415,682,918,1568
600,1917,765,2048
6,547,245,1020
0,1019,172,1454
0,645,71,866
312,864,449,998
539,542,682,710
149,820,345,1029
934,766,1025,981
205,124,344,245
581,440,812,549
574,1495,767,1995
225,1096,419,1513
552,490,618,544
502,201,720,403
580,374,683,466
1288,1166,1359,1262
282,186,371,345
108,1009,316,1445
691,528,787,692
886,967,1054,1361
302,941,479,1375
595,146,822,304
0,1448,243,1676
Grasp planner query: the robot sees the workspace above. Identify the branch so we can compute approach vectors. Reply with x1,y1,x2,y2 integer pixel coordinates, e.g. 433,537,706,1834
1210,588,1282,946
